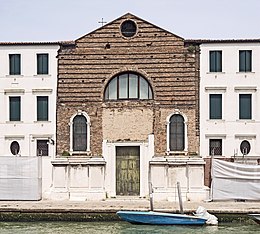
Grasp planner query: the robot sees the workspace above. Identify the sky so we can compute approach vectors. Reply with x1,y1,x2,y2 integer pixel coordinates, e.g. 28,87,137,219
0,0,260,42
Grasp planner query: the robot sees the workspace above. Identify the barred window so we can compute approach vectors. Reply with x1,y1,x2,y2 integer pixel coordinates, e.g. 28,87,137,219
209,139,222,156
37,140,49,156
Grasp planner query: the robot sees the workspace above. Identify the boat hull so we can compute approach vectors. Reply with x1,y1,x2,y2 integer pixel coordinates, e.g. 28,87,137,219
117,211,207,225
248,214,260,224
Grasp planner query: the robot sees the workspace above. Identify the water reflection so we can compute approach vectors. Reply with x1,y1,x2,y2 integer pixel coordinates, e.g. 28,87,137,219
0,221,258,234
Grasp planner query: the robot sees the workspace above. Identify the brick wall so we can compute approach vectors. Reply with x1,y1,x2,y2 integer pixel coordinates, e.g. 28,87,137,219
56,13,199,157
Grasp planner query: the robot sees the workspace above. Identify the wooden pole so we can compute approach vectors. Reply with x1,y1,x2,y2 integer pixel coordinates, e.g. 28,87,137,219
177,182,184,214
149,182,154,211
148,163,153,211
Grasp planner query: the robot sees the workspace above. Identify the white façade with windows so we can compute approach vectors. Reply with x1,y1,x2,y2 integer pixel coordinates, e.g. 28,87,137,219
0,43,59,198
200,41,260,162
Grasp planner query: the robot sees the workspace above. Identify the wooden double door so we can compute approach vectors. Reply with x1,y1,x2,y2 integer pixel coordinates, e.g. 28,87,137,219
116,146,140,196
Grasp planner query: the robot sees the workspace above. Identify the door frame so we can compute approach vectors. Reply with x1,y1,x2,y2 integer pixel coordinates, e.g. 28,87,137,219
103,136,154,198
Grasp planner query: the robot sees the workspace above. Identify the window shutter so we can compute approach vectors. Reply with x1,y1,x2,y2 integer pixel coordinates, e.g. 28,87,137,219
239,94,251,119
10,97,21,121
216,51,222,72
37,54,49,74
210,94,222,119
9,54,21,75
37,96,48,121
210,51,215,72
245,51,252,72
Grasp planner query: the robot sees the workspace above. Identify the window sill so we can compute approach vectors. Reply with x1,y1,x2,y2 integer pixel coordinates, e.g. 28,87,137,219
6,121,23,124
166,151,188,156
206,72,225,74
236,119,255,123
34,121,51,123
236,72,255,74
6,75,24,78
207,119,225,122
70,151,91,156
33,74,51,77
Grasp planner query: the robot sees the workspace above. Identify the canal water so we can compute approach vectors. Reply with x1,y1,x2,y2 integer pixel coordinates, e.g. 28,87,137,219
0,221,258,234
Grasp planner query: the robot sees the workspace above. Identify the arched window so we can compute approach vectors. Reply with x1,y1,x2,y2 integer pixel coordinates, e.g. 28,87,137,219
104,72,153,100
72,115,88,151
240,140,251,155
10,141,20,155
169,114,185,151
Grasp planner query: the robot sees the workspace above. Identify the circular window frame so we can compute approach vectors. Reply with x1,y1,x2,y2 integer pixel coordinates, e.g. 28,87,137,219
10,141,20,155
120,19,138,38
240,140,251,155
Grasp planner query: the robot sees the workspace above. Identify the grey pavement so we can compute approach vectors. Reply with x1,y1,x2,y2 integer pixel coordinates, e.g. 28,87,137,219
0,199,260,214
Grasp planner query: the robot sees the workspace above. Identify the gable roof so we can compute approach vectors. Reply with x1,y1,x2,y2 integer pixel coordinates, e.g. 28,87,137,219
76,12,184,42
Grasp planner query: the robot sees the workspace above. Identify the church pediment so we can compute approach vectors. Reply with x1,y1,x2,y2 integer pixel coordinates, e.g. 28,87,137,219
75,12,183,46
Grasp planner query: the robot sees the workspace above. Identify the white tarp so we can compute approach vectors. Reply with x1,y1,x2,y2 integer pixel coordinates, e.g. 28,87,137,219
0,156,42,200
211,159,260,200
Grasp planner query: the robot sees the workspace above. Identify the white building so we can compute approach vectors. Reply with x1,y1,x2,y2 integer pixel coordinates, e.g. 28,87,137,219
200,40,260,163
0,42,60,199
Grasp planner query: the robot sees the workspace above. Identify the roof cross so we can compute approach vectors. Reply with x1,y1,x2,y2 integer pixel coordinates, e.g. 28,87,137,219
98,18,107,26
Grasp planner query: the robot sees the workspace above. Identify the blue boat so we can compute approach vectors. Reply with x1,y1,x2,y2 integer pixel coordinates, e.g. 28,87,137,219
116,211,207,225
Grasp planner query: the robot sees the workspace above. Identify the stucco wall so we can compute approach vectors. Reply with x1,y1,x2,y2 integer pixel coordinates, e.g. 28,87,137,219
103,107,153,142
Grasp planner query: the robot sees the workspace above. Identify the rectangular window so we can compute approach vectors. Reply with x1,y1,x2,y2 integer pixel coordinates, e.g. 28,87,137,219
239,94,252,119
129,74,138,98
209,139,222,156
37,140,49,156
37,96,48,121
209,94,222,119
9,97,21,121
118,74,128,99
9,54,21,75
37,54,49,74
140,77,149,99
239,50,252,72
209,51,222,72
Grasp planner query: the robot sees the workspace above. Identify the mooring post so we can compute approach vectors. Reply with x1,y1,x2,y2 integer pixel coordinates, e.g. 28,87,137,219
149,182,154,211
177,182,184,214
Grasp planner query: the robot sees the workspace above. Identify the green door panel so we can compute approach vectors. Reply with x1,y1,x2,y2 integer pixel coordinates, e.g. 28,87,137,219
116,146,140,196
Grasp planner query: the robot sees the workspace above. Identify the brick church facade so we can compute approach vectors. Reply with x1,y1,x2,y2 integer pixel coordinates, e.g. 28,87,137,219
52,13,207,201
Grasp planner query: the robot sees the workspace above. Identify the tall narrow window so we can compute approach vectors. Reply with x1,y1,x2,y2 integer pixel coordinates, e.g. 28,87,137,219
73,115,87,151
209,94,222,119
169,114,185,151
37,96,48,121
209,51,222,72
9,54,21,75
37,140,49,156
209,139,222,156
239,94,252,119
37,54,49,74
9,97,21,121
239,50,252,72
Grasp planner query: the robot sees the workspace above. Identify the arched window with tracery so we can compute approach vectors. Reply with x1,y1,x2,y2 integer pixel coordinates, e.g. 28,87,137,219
167,114,186,152
104,72,153,100
73,115,87,151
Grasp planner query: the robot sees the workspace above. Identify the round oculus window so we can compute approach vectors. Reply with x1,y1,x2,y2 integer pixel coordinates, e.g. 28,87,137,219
240,140,251,155
10,141,20,155
120,20,137,37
